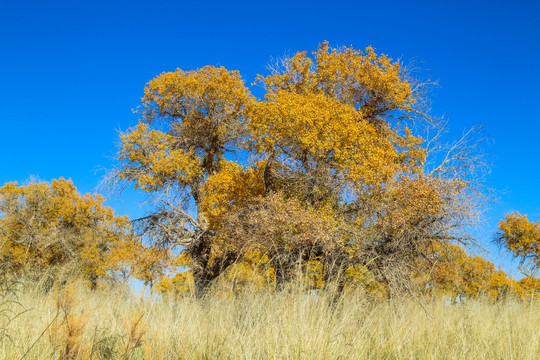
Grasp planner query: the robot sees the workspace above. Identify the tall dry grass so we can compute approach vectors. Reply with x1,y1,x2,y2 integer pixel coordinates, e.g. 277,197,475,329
1,282,539,359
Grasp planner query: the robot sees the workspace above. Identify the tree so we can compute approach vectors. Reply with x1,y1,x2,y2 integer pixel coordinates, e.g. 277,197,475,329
414,242,523,301
247,42,489,295
497,212,540,271
519,276,540,300
219,192,345,290
114,66,253,296
131,244,170,298
114,42,487,296
0,178,134,289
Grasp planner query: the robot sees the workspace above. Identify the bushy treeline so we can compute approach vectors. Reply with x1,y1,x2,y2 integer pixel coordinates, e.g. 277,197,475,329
1,42,539,301
0,179,537,301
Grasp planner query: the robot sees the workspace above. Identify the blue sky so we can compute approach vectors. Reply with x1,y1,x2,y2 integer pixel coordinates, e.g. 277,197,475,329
1,0,538,277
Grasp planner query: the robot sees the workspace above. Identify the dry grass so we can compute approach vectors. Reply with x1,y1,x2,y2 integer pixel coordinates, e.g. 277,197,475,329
1,283,539,359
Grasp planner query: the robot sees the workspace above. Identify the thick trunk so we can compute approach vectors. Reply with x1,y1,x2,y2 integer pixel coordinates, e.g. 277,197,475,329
190,230,236,297
190,230,213,297
189,180,238,296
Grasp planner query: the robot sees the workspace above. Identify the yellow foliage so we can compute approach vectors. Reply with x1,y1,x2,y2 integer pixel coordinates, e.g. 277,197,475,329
519,276,540,300
0,178,134,286
142,65,251,127
118,123,203,191
345,265,388,298
199,159,265,229
498,212,540,268
258,42,413,114
378,175,446,235
155,271,194,297
130,244,170,284
250,42,426,188
112,42,492,296
219,258,274,293
415,242,525,300
250,90,422,185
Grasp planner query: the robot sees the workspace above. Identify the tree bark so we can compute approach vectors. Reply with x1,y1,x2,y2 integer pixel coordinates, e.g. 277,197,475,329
190,231,236,297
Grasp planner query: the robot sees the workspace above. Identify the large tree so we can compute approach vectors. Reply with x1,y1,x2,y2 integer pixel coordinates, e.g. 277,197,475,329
114,42,485,296
115,66,253,295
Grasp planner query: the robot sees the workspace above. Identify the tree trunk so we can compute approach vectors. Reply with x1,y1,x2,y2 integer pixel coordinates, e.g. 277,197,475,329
190,231,236,297
190,231,213,297
273,257,295,291
89,272,98,291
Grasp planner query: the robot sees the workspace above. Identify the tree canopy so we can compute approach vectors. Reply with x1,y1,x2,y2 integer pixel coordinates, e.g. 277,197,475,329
0,178,134,288
497,212,540,271
112,42,489,297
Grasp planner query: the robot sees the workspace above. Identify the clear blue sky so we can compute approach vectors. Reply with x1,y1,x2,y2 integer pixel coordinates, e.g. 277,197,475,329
1,0,538,276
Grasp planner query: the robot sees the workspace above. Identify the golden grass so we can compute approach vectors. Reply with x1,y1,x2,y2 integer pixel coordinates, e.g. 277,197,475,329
1,284,539,359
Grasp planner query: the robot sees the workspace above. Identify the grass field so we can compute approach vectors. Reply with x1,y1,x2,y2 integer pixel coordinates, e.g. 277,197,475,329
1,283,539,359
